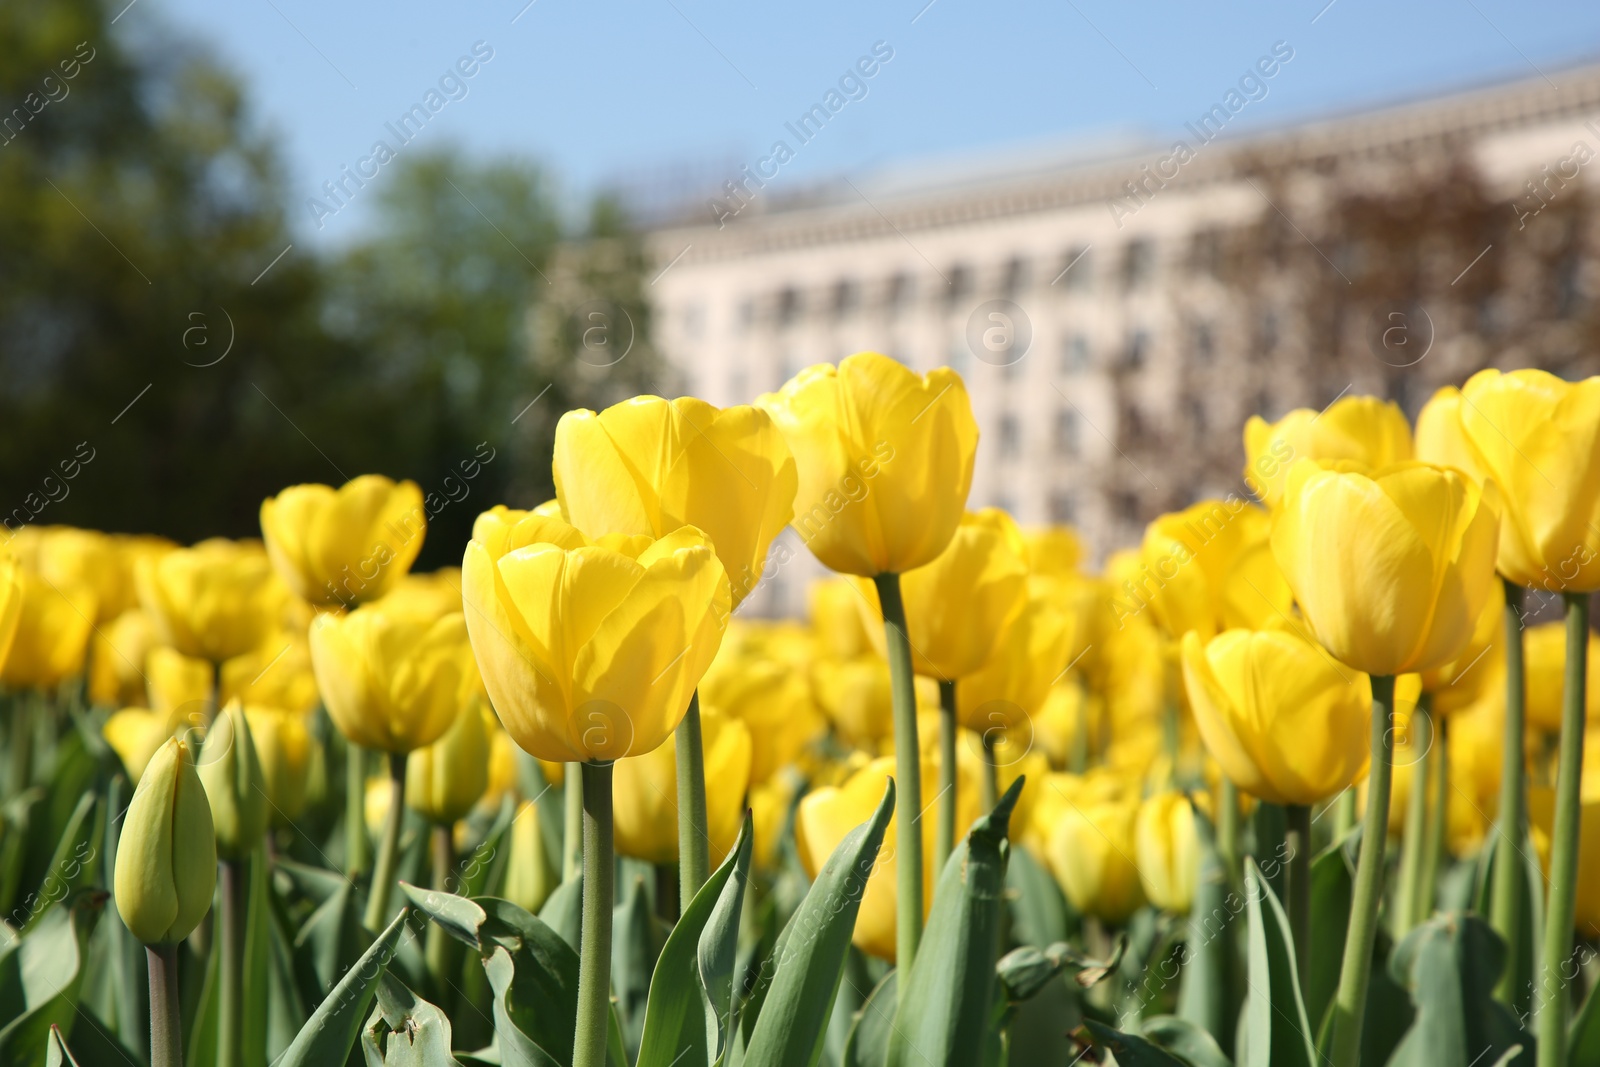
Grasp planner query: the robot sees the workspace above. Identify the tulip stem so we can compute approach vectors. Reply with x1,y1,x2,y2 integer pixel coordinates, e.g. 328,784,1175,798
563,764,583,882
147,942,182,1067
1218,778,1241,889
574,760,614,1067
9,693,36,797
1333,788,1356,841
1329,673,1396,1067
874,571,923,994
427,825,456,1002
363,752,407,932
1418,714,1448,933
1070,675,1089,774
346,740,369,877
1285,802,1311,997
936,680,957,876
1392,694,1434,941
981,732,999,814
1535,593,1589,1067
675,691,711,909
1491,579,1528,1006
218,858,243,1067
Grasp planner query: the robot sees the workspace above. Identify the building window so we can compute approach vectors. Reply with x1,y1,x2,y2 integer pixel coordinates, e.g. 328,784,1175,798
736,299,753,333
998,414,1021,457
776,287,800,327
1123,239,1155,289
1187,396,1207,433
1053,409,1079,456
1049,491,1076,524
1124,329,1149,370
885,272,914,312
1115,491,1140,523
832,278,859,318
1059,245,1092,290
1191,321,1213,363
946,264,972,308
1190,229,1221,276
1001,256,1028,297
1258,311,1279,354
1061,334,1090,373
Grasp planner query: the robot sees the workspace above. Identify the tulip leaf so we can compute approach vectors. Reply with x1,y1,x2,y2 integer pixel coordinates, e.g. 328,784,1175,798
275,857,351,906
21,791,99,935
997,938,1125,1003
293,877,374,1002
360,971,464,1066
887,777,1022,1067
1078,1020,1189,1065
1177,804,1233,1051
612,868,659,1061
742,778,895,1067
1139,1015,1233,1067
1005,846,1069,948
457,796,516,901
635,813,753,1067
1384,913,1531,1067
1571,971,1600,1067
0,889,106,1067
841,969,895,1067
400,882,490,947
538,872,583,953
1307,833,1355,1039
271,906,410,1067
241,850,273,1067
45,1024,82,1067
185,916,222,1067
1242,856,1314,1067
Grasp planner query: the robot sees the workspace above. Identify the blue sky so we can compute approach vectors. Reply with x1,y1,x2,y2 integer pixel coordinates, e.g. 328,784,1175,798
141,0,1600,242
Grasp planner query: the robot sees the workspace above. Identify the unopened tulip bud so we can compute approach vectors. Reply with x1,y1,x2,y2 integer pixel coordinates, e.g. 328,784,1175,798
196,700,268,860
114,738,216,944
407,697,490,825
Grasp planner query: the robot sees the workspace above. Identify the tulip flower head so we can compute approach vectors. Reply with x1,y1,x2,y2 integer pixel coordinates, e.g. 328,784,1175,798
114,737,216,944
758,351,978,577
260,475,426,608
1,566,94,689
407,692,491,824
1136,790,1201,914
1243,396,1414,508
553,395,796,609
196,699,269,859
461,508,731,764
613,703,751,865
245,705,314,825
138,538,284,663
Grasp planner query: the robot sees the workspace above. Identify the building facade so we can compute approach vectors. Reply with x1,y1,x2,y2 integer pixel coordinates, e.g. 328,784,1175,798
647,64,1600,617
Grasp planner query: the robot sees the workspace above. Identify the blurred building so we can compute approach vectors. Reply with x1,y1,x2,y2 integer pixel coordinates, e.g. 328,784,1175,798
647,64,1600,617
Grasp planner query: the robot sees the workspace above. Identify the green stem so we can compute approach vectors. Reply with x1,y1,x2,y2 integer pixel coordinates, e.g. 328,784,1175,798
9,694,32,797
217,858,243,1067
1329,673,1396,1067
564,763,583,882
1070,674,1089,774
874,571,923,993
345,740,369,877
363,752,407,932
1285,803,1311,998
574,760,614,1067
1392,694,1434,940
147,942,181,1067
675,691,711,910
1536,593,1589,1067
981,731,999,814
1418,713,1448,929
426,825,456,999
1333,788,1357,841
1492,579,1528,1005
936,680,957,876
1218,777,1241,890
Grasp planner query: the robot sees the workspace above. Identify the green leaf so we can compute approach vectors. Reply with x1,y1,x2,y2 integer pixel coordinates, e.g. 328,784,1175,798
293,877,374,1003
185,914,222,1067
887,777,1022,1067
612,871,656,1061
841,970,895,1067
241,850,273,1067
996,939,1123,1003
1306,833,1354,1038
1571,970,1600,1066
45,1024,82,1067
742,778,895,1067
1005,845,1069,948
0,889,106,1066
1140,1014,1232,1067
457,797,516,901
1385,913,1530,1067
21,792,99,935
1177,803,1234,1049
1079,1019,1189,1065
1242,856,1314,1067
360,972,464,1066
537,874,583,954
271,906,410,1067
635,814,753,1067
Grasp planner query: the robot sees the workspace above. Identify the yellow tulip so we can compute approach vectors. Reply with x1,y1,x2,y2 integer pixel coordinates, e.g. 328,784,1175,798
1135,499,1289,641
89,609,160,708
138,539,284,662
461,509,730,763
613,704,751,865
1271,460,1501,676
1136,790,1200,914
113,738,215,944
196,700,269,860
0,557,21,674
1528,739,1600,935
795,752,979,961
1021,769,1134,859
32,527,130,623
1046,795,1146,926
477,714,520,814
1243,396,1414,508
310,602,470,754
699,650,822,784
145,646,213,720
2,569,96,689
757,351,978,576
1415,386,1484,483
856,509,1028,681
1457,369,1600,592
1035,679,1103,769
811,655,938,749
407,693,491,824
808,577,875,660
244,706,313,825
1181,627,1371,806
1523,621,1600,732
749,776,795,871
260,475,426,607
1419,580,1504,715
1020,525,1084,580
221,633,320,715
103,707,178,784
553,396,796,608
956,575,1079,733
503,800,555,914
372,569,466,620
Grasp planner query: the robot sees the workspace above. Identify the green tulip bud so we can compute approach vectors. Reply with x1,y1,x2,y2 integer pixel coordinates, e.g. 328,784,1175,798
114,737,216,944
406,699,490,826
196,700,269,859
